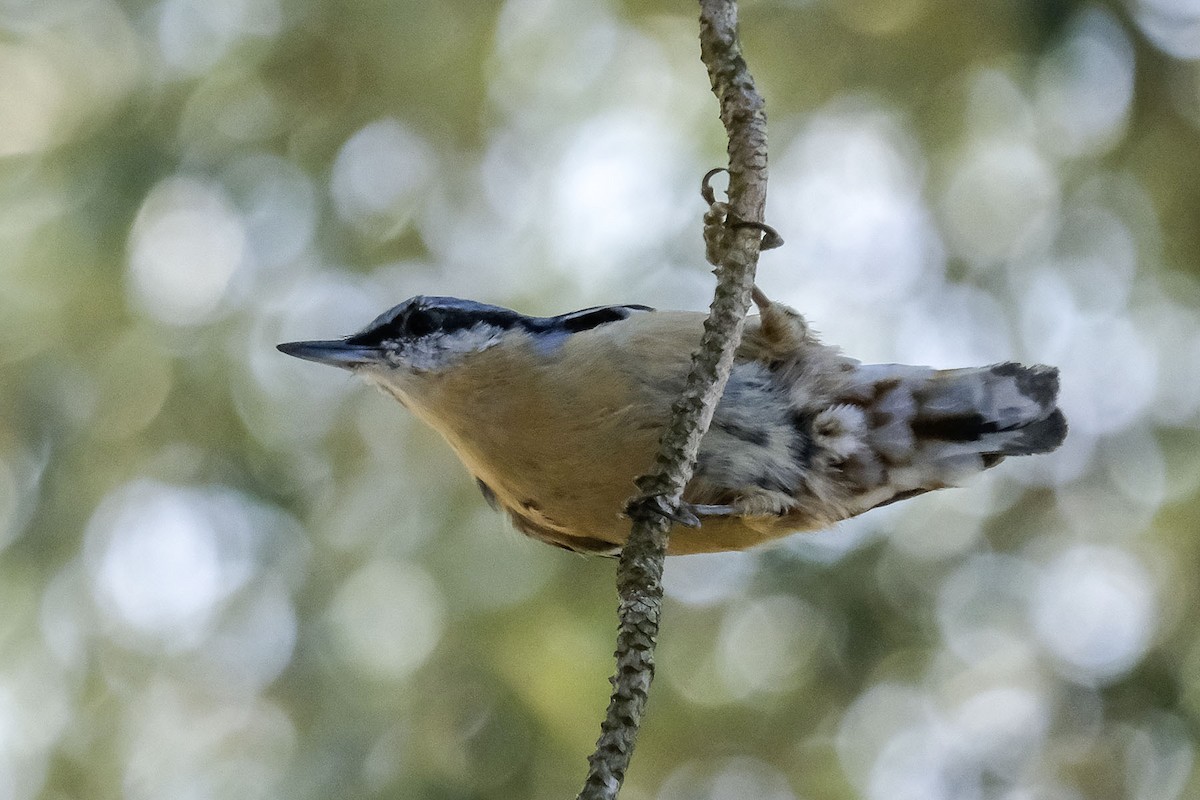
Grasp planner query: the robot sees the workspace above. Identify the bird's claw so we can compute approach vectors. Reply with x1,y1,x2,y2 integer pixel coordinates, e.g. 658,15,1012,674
728,219,784,250
625,495,703,528
699,168,785,258
700,167,727,206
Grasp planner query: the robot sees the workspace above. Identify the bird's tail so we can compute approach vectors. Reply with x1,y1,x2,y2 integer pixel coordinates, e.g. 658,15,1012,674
909,362,1066,456
841,362,1067,501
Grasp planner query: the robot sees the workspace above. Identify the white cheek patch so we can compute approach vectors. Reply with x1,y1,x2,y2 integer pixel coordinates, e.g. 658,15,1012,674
388,325,506,372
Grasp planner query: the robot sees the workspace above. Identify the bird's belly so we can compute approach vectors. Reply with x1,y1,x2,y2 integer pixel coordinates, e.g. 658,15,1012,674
422,397,658,552
414,348,817,555
453,424,828,555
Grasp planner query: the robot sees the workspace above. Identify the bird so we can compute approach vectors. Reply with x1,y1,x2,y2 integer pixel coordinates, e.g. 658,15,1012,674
278,292,1067,556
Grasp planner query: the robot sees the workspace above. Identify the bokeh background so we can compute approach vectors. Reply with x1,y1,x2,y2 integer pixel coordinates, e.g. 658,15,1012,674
3,0,1200,797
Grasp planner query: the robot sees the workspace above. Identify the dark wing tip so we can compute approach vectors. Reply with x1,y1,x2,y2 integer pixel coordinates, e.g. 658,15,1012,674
549,304,655,334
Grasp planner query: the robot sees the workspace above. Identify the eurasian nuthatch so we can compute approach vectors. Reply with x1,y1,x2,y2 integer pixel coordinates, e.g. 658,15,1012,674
278,293,1066,555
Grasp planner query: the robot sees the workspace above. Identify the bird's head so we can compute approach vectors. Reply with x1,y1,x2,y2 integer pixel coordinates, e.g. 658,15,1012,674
277,295,537,379
278,295,654,403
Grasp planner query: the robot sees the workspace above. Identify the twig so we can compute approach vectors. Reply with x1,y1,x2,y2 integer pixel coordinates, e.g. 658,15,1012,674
575,2,771,798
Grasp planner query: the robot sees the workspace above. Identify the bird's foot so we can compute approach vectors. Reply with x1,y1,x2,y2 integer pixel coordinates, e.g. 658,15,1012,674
690,490,796,519
625,494,702,529
699,168,784,266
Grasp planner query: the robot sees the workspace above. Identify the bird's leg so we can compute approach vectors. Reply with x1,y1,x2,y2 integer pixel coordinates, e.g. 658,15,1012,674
751,288,811,356
752,285,772,312
689,488,797,519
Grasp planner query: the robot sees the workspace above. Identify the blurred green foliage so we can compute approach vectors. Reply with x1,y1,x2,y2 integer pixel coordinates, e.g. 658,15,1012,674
2,0,1200,798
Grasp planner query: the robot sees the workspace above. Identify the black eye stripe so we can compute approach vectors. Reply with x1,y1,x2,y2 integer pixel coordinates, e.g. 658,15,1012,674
402,308,438,337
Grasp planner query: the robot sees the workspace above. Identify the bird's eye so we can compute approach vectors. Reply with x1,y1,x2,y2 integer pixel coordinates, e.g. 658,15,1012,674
402,308,438,338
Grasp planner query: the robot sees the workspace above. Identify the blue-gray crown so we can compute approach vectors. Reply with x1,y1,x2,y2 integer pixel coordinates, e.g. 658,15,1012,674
346,296,655,347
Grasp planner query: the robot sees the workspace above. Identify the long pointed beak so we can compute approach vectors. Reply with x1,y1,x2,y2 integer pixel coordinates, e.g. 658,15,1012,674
276,339,383,369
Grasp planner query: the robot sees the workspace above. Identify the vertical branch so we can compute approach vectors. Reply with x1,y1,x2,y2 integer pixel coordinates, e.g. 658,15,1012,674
575,2,771,799
700,0,770,226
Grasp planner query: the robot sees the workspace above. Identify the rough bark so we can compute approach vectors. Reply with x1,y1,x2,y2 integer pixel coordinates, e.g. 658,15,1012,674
575,2,771,798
